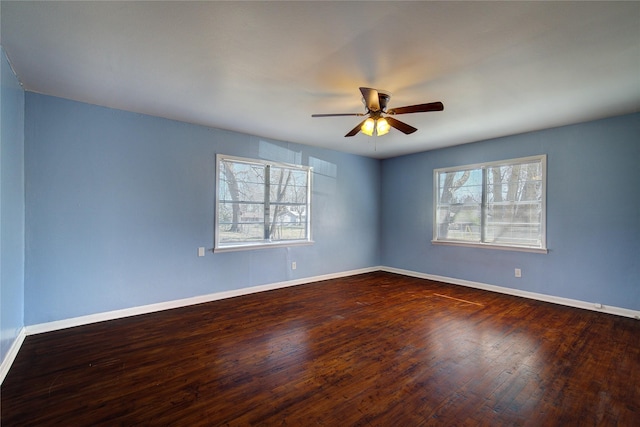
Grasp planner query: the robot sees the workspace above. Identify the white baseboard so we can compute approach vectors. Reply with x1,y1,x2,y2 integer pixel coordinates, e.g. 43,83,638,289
381,266,640,320
22,266,640,336
25,266,380,336
1,327,26,385
4,265,637,385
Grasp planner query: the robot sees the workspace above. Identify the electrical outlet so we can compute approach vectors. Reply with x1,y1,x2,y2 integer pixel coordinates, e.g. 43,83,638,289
198,247,205,257
515,268,522,278
291,261,297,270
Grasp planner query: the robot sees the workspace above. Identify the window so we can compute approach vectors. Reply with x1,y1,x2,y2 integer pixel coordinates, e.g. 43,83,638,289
215,155,312,251
433,155,546,252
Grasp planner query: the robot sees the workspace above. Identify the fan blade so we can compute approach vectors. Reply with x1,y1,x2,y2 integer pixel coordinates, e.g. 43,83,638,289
385,116,418,135
312,113,364,117
345,119,368,137
387,102,444,115
359,87,380,112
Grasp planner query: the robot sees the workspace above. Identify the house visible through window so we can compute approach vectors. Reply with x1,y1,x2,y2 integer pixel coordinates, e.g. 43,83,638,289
433,155,547,252
216,155,312,251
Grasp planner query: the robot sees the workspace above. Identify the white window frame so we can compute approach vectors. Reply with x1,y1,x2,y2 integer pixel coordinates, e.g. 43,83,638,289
432,155,547,253
215,154,313,252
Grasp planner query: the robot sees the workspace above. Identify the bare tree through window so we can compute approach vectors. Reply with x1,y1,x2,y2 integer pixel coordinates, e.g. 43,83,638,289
216,155,311,250
434,156,546,251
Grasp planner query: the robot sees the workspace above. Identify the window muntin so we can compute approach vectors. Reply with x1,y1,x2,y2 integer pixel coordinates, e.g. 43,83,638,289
434,155,546,252
216,155,312,251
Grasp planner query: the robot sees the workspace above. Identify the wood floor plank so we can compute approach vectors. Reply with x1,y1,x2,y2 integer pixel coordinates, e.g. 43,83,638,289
2,272,639,426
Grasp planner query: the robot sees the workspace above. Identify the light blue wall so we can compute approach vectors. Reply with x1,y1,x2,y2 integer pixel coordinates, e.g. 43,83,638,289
1,47,25,362
18,91,640,326
381,113,640,311
24,93,381,325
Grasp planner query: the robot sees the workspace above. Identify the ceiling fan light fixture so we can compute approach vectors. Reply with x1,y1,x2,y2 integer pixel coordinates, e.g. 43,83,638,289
361,118,375,136
376,118,390,136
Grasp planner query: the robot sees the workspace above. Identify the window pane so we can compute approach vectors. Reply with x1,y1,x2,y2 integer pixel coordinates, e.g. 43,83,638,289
219,162,265,203
438,169,482,204
268,204,308,241
485,160,542,247
269,167,308,204
218,202,264,244
437,203,482,242
436,168,482,241
218,160,266,246
267,166,308,241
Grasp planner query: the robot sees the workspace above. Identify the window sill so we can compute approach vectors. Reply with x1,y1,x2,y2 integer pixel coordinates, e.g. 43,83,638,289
431,240,548,254
214,240,314,253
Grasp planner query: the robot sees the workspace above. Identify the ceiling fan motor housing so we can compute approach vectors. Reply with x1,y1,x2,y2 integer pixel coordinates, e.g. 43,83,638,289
377,90,391,112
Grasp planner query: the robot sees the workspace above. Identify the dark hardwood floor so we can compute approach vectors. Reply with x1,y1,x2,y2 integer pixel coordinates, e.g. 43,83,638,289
2,272,639,426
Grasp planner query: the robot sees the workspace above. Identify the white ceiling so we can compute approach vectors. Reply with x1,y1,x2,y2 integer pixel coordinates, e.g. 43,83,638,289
2,1,639,159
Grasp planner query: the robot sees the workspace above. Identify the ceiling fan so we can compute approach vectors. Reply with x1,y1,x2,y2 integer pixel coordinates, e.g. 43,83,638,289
312,87,444,137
